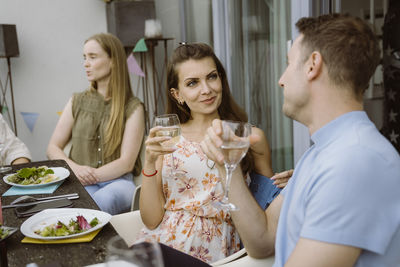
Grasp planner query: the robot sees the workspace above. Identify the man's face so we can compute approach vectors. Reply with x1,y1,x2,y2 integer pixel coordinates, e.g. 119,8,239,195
278,35,311,122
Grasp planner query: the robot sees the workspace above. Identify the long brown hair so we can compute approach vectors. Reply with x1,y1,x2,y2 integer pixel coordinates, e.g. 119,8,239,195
166,43,253,174
85,33,133,159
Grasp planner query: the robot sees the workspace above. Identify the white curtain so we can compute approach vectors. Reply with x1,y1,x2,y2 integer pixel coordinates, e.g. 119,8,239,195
218,0,293,172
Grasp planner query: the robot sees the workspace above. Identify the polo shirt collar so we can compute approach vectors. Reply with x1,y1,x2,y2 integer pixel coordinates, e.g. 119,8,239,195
311,111,369,147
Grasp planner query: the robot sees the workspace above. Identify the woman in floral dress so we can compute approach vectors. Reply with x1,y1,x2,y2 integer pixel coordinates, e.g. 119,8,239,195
136,43,276,263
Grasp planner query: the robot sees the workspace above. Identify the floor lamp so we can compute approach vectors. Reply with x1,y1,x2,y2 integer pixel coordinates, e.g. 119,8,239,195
0,24,19,135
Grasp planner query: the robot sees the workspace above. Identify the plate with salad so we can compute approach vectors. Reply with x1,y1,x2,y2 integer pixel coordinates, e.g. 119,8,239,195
0,225,18,242
3,166,70,187
20,208,112,240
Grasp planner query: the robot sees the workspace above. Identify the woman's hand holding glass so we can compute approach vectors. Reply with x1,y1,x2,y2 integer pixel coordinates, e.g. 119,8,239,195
144,127,177,165
149,114,183,175
144,115,181,174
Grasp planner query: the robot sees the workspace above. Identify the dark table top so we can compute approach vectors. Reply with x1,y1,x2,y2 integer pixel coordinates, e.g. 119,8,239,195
0,160,117,267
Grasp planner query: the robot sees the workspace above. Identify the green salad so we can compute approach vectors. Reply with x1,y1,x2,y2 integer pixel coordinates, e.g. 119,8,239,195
34,216,99,237
0,226,10,239
7,166,56,185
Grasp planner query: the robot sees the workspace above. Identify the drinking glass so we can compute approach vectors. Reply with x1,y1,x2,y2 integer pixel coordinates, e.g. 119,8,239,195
214,121,251,211
154,114,182,175
106,236,164,267
0,143,12,173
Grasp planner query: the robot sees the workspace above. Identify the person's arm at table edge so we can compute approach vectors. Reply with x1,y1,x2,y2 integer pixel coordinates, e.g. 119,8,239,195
1,113,31,165
11,157,30,165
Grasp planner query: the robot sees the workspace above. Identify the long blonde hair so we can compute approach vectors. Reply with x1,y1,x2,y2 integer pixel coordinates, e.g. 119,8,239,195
85,33,133,159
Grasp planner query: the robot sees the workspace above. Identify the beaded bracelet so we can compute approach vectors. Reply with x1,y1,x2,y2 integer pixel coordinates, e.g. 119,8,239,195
142,169,158,177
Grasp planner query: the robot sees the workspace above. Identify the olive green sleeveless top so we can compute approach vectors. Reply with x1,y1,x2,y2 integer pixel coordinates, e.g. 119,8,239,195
70,89,143,176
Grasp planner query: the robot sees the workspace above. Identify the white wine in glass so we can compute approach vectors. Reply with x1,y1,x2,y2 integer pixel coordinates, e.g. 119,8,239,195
214,121,251,211
154,114,182,175
155,126,181,148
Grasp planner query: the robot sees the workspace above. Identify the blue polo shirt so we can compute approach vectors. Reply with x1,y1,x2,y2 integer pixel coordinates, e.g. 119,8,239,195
273,111,400,267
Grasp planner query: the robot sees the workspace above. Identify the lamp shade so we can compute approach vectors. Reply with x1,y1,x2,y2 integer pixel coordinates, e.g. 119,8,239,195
0,24,19,58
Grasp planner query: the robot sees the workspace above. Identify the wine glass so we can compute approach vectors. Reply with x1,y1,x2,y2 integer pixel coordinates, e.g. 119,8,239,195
154,114,182,175
0,143,12,173
214,121,251,211
106,236,164,267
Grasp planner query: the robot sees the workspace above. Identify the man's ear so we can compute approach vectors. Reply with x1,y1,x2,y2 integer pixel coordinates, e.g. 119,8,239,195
306,51,323,81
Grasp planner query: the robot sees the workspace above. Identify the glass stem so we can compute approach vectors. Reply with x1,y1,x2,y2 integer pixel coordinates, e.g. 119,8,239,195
223,165,235,200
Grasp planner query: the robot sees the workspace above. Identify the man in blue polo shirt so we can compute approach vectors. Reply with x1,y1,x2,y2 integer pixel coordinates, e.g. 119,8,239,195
201,13,400,266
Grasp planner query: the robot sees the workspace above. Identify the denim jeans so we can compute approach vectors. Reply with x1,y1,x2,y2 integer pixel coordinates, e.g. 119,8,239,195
85,172,135,215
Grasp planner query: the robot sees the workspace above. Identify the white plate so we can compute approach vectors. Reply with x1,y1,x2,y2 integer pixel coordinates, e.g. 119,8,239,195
2,167,70,187
20,208,112,240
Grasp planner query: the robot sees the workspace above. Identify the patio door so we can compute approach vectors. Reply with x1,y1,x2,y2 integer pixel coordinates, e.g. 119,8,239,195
213,0,293,172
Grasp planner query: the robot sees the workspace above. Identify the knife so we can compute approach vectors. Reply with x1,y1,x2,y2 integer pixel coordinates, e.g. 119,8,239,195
2,194,79,209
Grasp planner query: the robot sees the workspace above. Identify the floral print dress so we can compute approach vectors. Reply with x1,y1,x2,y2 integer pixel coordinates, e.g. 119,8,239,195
136,136,241,263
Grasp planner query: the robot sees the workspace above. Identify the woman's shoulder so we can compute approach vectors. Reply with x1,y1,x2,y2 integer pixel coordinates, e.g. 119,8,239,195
127,95,142,106
71,88,97,112
72,88,94,100
249,126,270,153
251,126,267,139
125,96,143,115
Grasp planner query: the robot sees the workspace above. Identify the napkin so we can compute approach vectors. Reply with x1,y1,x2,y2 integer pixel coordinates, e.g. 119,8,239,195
2,181,64,196
21,228,101,244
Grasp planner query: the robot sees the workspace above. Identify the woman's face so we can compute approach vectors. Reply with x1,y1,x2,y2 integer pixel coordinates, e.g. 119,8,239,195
83,40,112,83
172,57,223,117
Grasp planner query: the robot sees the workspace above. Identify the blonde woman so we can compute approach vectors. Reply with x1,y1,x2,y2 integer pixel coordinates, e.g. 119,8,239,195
47,33,145,215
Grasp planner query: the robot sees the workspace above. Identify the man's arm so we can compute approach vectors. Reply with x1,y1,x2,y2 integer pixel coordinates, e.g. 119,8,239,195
228,167,283,258
200,119,282,258
285,238,361,267
0,114,31,165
